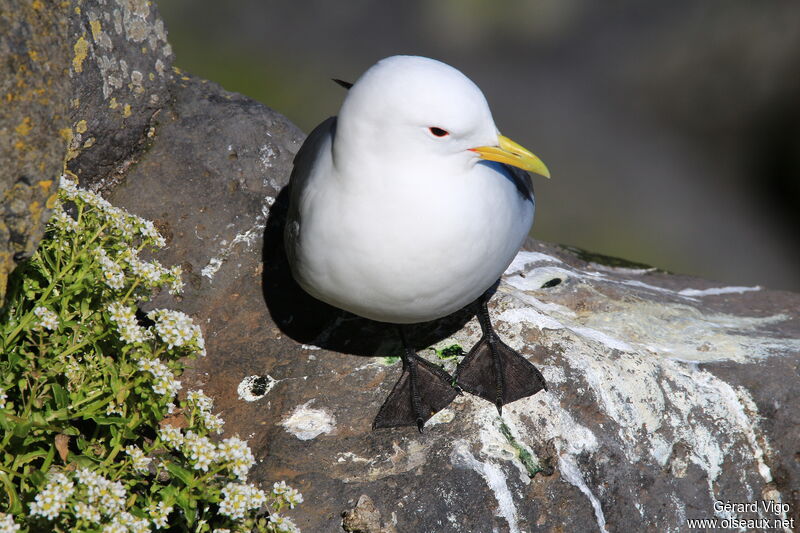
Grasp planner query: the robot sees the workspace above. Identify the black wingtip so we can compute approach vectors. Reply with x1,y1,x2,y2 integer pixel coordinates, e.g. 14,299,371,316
332,78,353,90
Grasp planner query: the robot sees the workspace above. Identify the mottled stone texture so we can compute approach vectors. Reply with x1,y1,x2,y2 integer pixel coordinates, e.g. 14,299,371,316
104,75,799,532
0,1,71,302
4,2,800,531
0,0,173,304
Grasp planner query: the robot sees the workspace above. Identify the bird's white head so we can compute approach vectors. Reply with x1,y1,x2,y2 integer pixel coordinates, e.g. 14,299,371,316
333,55,549,179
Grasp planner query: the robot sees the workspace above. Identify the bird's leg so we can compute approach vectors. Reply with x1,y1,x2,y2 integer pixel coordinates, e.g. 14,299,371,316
372,326,460,432
455,286,547,414
400,327,425,432
477,300,506,414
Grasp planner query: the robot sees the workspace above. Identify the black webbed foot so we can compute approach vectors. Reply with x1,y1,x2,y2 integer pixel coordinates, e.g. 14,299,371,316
455,289,547,411
372,329,459,431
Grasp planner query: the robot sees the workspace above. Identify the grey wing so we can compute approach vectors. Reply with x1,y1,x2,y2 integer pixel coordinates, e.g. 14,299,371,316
285,116,337,266
503,163,535,203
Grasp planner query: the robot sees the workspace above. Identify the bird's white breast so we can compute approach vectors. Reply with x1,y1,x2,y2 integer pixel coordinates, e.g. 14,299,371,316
288,133,534,323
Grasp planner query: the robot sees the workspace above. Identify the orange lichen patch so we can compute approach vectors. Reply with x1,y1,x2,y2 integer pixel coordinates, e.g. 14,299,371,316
14,141,26,151
46,194,58,209
89,19,102,40
72,35,89,73
32,0,43,9
75,119,88,133
123,104,132,117
28,49,40,61
38,180,53,192
15,117,33,136
59,127,73,143
5,93,12,103
109,97,118,109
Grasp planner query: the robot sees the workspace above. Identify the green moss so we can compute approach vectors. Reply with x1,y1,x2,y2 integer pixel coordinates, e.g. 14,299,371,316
499,422,546,478
430,343,464,361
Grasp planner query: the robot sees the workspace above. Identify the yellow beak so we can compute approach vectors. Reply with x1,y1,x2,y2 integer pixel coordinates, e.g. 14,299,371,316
470,135,551,178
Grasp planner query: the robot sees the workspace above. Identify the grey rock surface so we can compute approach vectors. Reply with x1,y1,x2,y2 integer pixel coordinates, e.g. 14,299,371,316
0,0,173,303
105,74,800,532
4,2,799,531
0,2,70,302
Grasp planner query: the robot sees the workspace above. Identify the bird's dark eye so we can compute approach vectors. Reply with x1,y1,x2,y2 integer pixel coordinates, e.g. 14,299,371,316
429,127,449,137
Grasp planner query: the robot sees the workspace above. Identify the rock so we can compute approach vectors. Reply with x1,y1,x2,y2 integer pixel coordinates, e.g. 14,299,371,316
62,0,174,189
342,494,397,533
0,0,174,304
104,69,800,530
5,2,799,531
0,2,71,302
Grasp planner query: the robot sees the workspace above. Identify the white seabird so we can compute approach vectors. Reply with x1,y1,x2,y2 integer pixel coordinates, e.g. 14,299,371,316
285,55,550,431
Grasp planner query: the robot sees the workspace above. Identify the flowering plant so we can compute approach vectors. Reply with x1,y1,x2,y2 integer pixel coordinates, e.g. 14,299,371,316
0,176,301,532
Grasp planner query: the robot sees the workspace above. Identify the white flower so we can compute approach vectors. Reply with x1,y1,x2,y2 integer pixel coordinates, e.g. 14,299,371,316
218,482,266,520
93,248,126,290
74,467,126,516
102,521,127,533
284,487,304,509
137,357,181,401
147,501,173,529
107,302,151,344
187,389,213,413
0,388,6,410
123,249,169,286
0,512,21,533
33,306,59,331
216,436,255,480
158,425,184,448
50,205,80,232
106,401,123,416
74,501,102,523
272,480,289,495
28,472,74,520
269,514,299,533
115,511,151,533
58,174,78,200
212,529,231,533
147,309,203,352
168,265,184,295
125,445,152,473
183,430,216,471
135,219,166,247
202,412,224,434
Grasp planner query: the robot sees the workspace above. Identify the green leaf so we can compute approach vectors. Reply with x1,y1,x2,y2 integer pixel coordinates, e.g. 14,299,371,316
91,416,129,426
61,425,80,436
52,383,68,410
28,468,45,486
175,489,197,525
13,447,49,467
165,462,196,487
0,472,22,515
40,441,56,472
12,420,31,438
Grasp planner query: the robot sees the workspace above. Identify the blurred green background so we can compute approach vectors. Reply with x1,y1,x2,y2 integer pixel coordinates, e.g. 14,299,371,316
158,0,800,291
